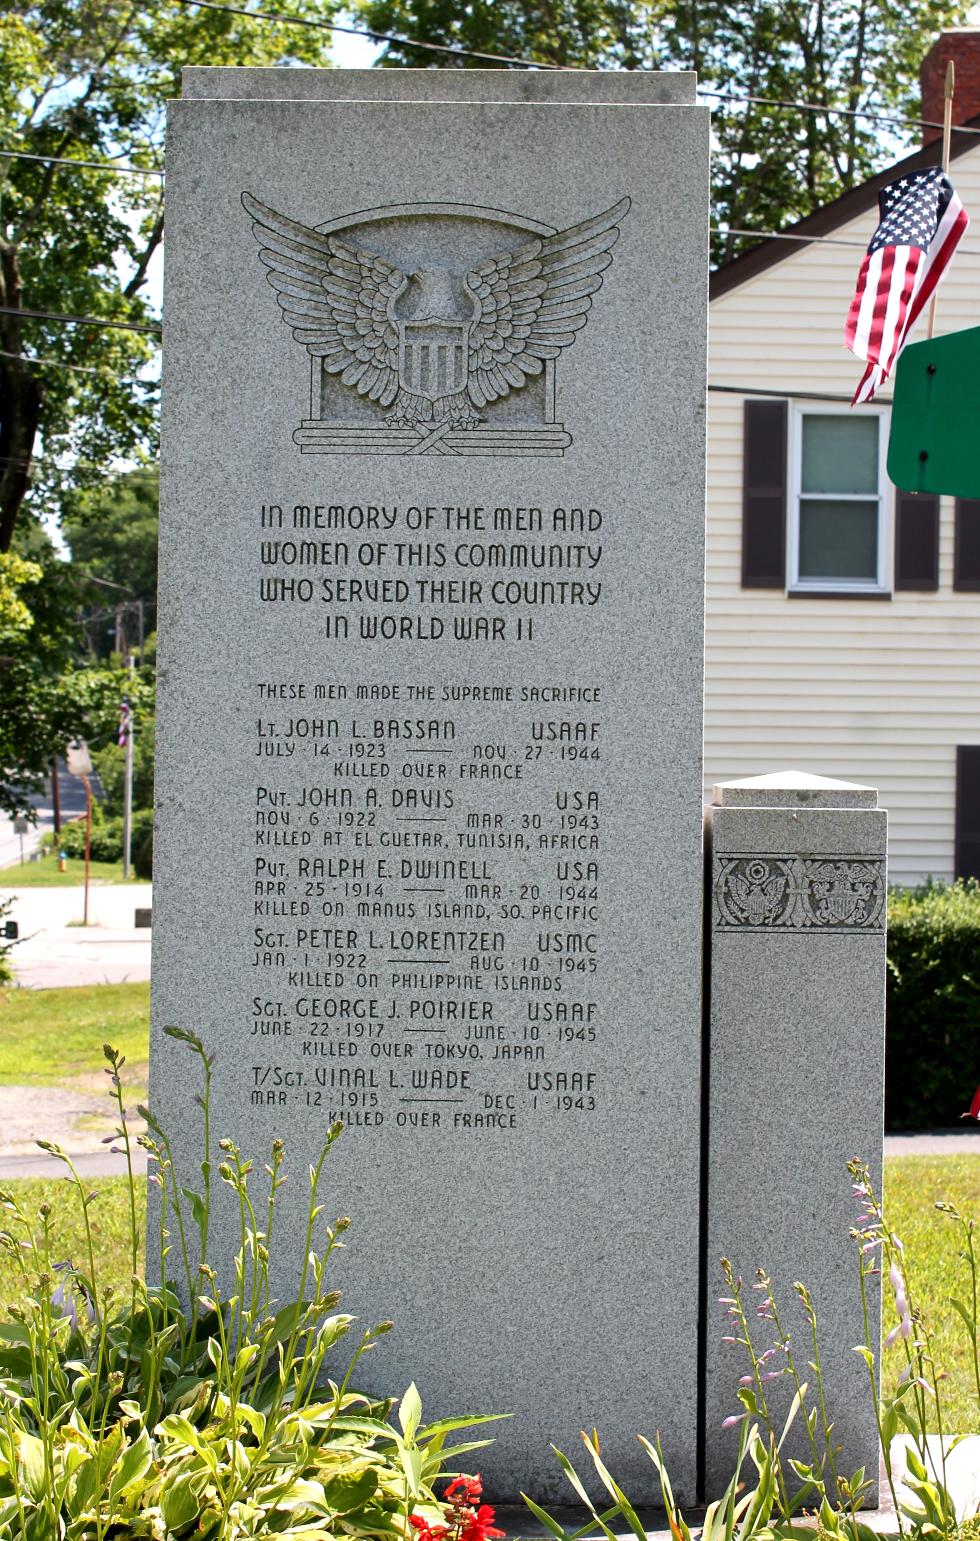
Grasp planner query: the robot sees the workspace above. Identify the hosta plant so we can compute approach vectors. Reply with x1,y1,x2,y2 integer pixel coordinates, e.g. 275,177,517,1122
0,1027,502,1539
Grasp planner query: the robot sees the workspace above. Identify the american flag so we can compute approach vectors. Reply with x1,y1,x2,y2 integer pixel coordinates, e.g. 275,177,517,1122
118,700,132,747
844,167,968,404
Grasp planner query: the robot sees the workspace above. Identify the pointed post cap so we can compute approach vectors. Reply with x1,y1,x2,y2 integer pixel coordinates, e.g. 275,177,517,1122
711,770,878,810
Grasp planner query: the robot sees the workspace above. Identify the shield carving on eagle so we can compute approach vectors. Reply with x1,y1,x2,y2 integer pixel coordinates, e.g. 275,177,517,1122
399,319,469,404
242,192,630,458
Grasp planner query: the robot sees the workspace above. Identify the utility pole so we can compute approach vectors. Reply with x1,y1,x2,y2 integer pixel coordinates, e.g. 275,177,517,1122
122,657,135,880
50,756,61,834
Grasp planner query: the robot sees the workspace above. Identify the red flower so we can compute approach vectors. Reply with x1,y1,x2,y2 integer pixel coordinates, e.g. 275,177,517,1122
462,1504,505,1541
410,1517,448,1541
446,1476,483,1502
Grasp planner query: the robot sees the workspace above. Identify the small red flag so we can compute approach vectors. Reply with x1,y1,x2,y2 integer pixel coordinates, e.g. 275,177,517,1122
961,1086,980,1121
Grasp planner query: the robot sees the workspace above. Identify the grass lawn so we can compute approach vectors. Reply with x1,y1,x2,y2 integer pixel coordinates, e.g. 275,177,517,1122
0,982,149,1089
0,856,136,887
883,1153,980,1431
0,1177,140,1309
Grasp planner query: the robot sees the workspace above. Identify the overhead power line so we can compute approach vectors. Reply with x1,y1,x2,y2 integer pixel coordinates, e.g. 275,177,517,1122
8,196,980,362
713,224,980,256
1,57,977,186
0,348,158,381
701,86,980,138
169,0,563,66
0,450,160,478
708,383,891,405
0,148,164,177
164,0,980,138
0,305,161,335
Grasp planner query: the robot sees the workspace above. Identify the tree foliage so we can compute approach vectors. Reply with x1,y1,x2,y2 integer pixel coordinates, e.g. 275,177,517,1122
0,0,340,551
354,0,971,260
0,549,42,648
65,467,159,656
0,513,155,820
65,468,158,603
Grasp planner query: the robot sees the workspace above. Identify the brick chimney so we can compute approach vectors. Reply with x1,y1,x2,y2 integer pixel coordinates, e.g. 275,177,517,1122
921,29,980,145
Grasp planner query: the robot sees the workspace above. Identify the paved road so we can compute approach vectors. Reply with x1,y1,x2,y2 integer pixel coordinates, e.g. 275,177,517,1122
0,762,96,869
884,1129,980,1153
3,882,152,988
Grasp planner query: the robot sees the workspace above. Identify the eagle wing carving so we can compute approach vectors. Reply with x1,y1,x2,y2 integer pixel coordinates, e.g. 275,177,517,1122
464,197,631,410
242,191,630,424
242,190,407,408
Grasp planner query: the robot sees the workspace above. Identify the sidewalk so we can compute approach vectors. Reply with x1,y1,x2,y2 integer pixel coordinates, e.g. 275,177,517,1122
4,883,152,988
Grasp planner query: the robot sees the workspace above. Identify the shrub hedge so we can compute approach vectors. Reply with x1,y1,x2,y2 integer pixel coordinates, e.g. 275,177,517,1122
55,807,154,866
886,879,980,1130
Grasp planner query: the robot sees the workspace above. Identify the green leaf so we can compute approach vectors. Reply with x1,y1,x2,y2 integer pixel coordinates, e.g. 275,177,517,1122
162,1473,201,1530
420,1412,509,1440
577,1434,647,1541
521,1494,572,1540
15,1433,47,1505
67,1454,100,1520
776,1383,807,1451
322,1466,379,1515
879,1399,899,1453
399,1382,422,1442
949,1298,977,1336
158,1413,220,1475
398,1442,423,1498
551,1444,609,1527
180,1186,206,1232
323,1415,398,1438
700,1497,721,1541
109,1428,153,1501
422,1438,495,1470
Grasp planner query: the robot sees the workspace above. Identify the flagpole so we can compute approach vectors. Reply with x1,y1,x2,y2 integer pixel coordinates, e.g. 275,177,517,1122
122,655,135,880
928,60,955,339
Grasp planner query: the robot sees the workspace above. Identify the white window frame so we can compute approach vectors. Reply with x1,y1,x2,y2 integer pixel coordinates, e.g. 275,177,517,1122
786,400,892,595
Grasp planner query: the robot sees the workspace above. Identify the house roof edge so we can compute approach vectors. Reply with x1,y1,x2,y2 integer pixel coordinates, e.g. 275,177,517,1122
709,110,980,301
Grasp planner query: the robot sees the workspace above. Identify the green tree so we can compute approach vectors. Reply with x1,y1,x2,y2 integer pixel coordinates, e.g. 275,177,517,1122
0,0,341,553
0,548,42,649
64,468,159,657
0,534,82,817
92,706,156,818
0,512,155,820
354,0,970,259
65,469,158,604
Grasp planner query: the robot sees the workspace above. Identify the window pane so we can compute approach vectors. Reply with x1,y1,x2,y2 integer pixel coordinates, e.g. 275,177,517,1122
798,499,878,580
801,414,878,494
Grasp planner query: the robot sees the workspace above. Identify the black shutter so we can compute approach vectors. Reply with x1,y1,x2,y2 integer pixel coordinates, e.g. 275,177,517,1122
741,399,787,588
956,747,980,880
894,491,939,591
954,500,980,592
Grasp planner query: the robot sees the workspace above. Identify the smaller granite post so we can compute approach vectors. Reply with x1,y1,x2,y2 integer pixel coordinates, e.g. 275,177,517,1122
704,771,886,1500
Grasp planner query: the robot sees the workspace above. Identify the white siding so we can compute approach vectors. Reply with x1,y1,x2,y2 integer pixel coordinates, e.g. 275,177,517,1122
706,149,980,884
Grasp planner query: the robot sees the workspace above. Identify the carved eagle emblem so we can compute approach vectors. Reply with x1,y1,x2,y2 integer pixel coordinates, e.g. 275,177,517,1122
242,191,629,429
726,872,787,927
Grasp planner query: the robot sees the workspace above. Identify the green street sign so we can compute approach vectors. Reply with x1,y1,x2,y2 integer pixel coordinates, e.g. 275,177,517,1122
888,325,980,498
